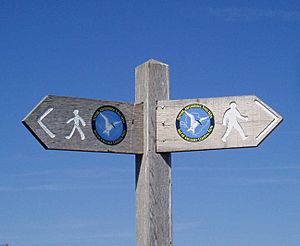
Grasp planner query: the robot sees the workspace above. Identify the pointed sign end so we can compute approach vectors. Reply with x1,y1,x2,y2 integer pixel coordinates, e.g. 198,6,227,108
22,95,54,151
254,96,283,146
22,118,50,150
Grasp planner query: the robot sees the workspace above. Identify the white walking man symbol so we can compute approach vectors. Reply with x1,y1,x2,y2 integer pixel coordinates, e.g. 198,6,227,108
222,102,248,142
65,109,86,140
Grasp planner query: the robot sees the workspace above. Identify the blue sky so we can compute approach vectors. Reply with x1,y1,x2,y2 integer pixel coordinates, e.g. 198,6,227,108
0,1,299,245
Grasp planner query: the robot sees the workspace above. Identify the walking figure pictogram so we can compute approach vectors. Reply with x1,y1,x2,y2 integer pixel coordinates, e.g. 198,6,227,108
222,102,248,142
65,109,86,140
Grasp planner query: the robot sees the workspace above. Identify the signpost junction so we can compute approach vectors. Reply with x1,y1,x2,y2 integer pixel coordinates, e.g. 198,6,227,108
23,59,282,246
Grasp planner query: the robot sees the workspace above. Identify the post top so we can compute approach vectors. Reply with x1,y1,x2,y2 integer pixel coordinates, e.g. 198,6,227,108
136,59,168,68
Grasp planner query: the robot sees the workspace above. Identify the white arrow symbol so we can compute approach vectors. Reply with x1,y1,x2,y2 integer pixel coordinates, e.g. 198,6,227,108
255,99,280,141
38,108,55,138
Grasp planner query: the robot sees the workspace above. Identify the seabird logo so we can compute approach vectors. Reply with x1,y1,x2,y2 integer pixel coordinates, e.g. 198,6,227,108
92,106,127,145
176,104,214,142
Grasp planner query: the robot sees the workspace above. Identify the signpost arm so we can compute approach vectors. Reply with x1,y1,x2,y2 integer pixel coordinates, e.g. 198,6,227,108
135,59,172,246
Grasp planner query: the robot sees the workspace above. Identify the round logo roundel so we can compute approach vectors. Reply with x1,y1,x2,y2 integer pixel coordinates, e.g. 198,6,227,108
176,104,215,142
92,106,127,145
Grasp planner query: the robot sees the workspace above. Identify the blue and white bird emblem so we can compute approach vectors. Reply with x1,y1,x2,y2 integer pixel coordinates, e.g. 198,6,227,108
176,104,214,142
92,106,127,145
184,111,209,135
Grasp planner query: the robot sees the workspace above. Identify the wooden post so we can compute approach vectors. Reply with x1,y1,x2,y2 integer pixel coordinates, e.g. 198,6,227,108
135,59,172,246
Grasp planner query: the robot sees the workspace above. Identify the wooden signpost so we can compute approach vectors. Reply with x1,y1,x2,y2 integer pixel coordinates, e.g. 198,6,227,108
23,59,282,246
157,95,282,152
23,95,143,154
135,60,172,245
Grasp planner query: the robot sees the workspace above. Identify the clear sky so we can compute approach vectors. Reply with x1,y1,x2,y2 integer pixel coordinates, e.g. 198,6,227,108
1,1,299,245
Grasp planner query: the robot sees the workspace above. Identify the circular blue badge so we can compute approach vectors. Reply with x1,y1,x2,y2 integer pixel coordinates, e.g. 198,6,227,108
92,106,127,145
176,104,214,142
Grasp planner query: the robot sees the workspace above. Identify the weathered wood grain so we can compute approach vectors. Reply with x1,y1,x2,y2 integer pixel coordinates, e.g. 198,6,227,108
23,95,143,154
135,59,172,246
156,95,282,152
